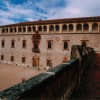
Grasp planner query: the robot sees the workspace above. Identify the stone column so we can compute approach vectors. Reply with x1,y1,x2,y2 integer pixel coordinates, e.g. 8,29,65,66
16,26,18,33
73,23,76,33
98,23,100,32
26,25,28,33
89,23,92,32
59,24,62,33
67,24,69,32
82,24,84,32
47,25,49,33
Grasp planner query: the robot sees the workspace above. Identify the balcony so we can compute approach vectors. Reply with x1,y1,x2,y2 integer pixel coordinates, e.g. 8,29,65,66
32,48,40,53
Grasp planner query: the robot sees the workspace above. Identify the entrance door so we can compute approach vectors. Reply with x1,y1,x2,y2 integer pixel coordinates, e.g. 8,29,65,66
32,57,39,67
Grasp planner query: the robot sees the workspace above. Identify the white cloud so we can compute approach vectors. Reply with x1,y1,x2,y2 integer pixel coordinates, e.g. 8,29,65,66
0,0,100,25
49,0,100,19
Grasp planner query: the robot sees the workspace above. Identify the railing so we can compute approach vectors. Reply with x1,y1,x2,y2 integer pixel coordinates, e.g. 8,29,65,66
0,45,96,100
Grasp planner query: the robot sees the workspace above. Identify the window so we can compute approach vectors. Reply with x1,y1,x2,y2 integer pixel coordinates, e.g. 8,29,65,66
22,40,26,48
62,24,67,31
6,28,8,33
43,26,47,32
49,25,54,31
1,55,4,60
28,26,32,32
11,40,15,48
11,56,14,62
10,28,13,32
64,41,68,50
1,40,5,48
32,57,39,67
48,40,52,49
2,28,5,33
47,59,52,67
92,23,98,32
14,28,17,32
76,24,82,31
55,25,59,31
18,27,22,32
83,23,89,31
81,40,88,47
38,26,42,32
22,57,26,63
69,24,73,31
33,26,36,32
23,27,26,32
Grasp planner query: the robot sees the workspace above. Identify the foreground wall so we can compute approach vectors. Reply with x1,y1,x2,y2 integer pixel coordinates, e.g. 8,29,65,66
0,45,96,100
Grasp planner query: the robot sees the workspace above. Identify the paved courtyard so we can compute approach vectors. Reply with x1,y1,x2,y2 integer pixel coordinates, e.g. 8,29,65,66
0,63,42,91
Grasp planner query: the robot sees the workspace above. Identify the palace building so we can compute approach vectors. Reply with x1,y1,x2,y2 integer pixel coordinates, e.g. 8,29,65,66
0,16,100,69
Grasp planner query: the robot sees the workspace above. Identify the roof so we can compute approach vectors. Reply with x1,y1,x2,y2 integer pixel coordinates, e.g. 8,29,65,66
1,16,100,27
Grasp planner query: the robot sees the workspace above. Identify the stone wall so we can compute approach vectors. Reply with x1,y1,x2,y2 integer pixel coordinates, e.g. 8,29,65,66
0,45,96,100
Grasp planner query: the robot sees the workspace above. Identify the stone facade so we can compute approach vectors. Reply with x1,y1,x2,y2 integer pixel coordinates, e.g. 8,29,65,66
0,16,100,69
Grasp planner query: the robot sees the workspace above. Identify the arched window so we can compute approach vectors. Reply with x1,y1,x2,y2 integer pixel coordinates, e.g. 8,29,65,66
18,27,22,32
55,25,59,31
6,28,8,33
33,26,36,32
28,26,32,32
49,25,54,31
10,27,13,32
14,27,16,32
69,24,73,31
76,24,82,31
62,24,67,31
38,26,42,32
92,23,98,32
2,28,5,33
83,23,89,31
43,26,47,32
23,27,26,32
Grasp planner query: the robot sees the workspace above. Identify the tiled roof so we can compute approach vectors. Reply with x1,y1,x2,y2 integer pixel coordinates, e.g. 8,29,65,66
1,16,100,27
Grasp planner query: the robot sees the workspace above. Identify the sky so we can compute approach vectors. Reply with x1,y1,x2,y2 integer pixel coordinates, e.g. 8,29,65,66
0,0,100,25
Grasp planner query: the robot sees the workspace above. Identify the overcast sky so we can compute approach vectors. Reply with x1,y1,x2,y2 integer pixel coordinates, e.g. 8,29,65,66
0,0,100,25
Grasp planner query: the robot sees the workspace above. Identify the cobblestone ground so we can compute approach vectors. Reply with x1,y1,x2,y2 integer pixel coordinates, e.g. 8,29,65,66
0,64,43,91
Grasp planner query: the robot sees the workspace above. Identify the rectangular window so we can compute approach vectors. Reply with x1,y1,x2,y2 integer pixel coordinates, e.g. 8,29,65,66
81,40,89,47
11,40,15,48
1,40,5,48
11,56,14,62
63,40,68,50
47,40,53,49
1,55,4,60
22,57,26,63
47,59,52,67
22,40,26,48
